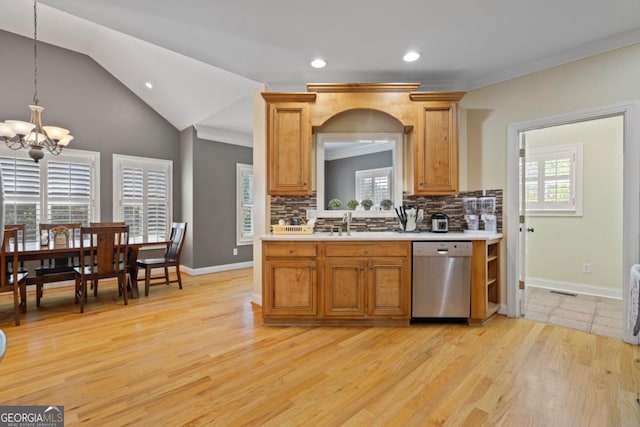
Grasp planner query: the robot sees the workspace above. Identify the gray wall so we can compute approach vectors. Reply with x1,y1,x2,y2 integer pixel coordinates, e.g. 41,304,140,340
324,151,392,208
191,132,253,268
0,30,181,222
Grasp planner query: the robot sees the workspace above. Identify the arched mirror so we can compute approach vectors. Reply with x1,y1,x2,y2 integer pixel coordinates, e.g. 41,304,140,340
316,132,402,217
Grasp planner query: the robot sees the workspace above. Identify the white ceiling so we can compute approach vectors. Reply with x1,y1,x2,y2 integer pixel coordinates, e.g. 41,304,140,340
2,0,640,138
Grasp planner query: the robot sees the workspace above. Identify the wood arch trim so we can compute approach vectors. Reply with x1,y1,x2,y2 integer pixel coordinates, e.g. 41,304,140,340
312,92,416,128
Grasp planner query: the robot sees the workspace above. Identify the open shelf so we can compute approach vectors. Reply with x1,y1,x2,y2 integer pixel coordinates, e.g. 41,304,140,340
471,238,502,324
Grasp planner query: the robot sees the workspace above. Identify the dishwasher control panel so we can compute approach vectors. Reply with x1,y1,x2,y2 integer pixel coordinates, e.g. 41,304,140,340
412,241,472,257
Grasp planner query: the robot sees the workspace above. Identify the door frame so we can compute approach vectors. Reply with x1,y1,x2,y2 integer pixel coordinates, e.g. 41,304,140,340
506,101,640,344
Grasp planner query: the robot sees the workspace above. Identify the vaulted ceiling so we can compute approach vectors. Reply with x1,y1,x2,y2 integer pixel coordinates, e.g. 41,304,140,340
2,0,640,137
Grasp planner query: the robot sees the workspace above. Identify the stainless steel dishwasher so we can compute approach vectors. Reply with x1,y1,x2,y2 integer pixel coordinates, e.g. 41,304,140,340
412,241,472,319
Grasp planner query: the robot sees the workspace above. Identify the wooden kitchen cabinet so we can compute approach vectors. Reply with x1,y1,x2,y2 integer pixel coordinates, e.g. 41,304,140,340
262,242,318,320
323,258,367,317
323,241,411,321
262,93,316,196
263,240,411,325
470,238,501,324
410,92,465,195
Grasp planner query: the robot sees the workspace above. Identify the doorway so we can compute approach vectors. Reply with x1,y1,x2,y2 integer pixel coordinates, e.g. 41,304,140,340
506,101,640,345
519,116,623,338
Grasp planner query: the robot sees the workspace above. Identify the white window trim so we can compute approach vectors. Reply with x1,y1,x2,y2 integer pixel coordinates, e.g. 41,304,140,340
526,143,583,216
112,153,173,235
0,145,100,225
237,163,254,246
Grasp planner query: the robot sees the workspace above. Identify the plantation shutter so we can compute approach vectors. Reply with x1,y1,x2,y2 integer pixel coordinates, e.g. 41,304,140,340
240,168,254,239
525,144,580,214
117,157,171,242
0,157,40,242
355,167,392,205
47,160,92,225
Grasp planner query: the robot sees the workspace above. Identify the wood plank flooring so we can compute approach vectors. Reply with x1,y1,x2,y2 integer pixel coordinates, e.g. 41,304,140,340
0,268,639,426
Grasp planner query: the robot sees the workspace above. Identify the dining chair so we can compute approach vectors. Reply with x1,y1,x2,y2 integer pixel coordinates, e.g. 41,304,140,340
1,228,28,325
136,222,187,296
3,224,27,274
74,225,129,313
33,223,82,307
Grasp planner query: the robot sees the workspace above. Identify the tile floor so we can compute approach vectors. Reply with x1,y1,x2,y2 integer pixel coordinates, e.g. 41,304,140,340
525,286,623,339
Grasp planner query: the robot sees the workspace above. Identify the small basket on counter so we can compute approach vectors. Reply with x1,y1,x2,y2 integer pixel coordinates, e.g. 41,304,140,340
271,224,314,235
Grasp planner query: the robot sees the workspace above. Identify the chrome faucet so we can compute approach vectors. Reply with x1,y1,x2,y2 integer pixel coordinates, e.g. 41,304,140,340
342,211,352,236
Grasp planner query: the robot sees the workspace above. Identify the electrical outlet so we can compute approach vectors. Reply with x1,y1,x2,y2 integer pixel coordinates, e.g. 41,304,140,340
233,248,238,256
582,263,591,274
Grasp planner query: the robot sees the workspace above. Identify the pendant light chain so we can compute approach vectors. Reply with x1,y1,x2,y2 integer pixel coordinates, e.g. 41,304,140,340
32,0,39,106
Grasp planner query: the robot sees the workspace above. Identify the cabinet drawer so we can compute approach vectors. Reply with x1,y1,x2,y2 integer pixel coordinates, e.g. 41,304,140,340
263,242,317,257
324,242,409,258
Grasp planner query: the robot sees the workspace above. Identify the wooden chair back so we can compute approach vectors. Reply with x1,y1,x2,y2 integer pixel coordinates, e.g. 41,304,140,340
3,224,25,249
79,225,129,278
165,222,187,262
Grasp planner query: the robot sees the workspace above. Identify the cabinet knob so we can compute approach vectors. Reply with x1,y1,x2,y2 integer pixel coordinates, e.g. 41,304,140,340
364,248,369,254
288,249,294,253
419,182,425,186
360,266,364,271
369,266,374,270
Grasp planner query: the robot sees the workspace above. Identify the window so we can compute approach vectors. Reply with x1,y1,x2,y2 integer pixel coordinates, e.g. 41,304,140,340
355,167,392,206
237,163,253,245
524,143,583,215
0,148,99,243
113,154,172,243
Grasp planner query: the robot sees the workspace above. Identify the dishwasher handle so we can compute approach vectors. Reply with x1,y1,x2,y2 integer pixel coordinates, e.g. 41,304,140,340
437,249,449,255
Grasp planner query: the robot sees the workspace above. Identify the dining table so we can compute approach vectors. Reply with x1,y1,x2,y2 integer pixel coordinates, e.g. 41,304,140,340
16,239,170,303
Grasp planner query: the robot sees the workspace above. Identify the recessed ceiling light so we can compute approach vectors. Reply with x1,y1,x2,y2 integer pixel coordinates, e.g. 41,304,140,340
403,51,420,62
311,58,327,69
145,82,153,89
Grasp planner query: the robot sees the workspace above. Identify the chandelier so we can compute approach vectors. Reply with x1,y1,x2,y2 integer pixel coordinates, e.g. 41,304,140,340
0,0,73,163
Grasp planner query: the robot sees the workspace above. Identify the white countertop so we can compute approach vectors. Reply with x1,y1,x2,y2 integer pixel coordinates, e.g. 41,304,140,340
261,231,503,241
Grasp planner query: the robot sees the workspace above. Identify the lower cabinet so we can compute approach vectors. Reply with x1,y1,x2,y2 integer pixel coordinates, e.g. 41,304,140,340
263,240,411,325
323,256,409,319
262,242,318,319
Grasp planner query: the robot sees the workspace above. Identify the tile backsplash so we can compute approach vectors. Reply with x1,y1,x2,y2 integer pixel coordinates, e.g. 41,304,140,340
270,189,503,233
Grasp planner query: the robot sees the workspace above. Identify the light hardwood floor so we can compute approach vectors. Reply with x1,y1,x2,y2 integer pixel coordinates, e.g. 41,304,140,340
0,269,639,426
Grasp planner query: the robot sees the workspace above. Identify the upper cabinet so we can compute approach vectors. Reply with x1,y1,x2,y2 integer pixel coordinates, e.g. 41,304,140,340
262,93,316,196
410,92,465,195
262,85,465,197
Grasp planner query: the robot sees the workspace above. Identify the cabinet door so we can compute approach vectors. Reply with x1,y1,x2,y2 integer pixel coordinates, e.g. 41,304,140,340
367,257,410,318
263,259,317,317
266,102,312,195
323,259,367,317
414,101,459,195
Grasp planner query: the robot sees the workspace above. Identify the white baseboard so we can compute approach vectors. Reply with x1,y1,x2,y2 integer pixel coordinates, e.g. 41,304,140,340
499,303,508,315
251,291,262,307
181,261,253,276
526,277,622,300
